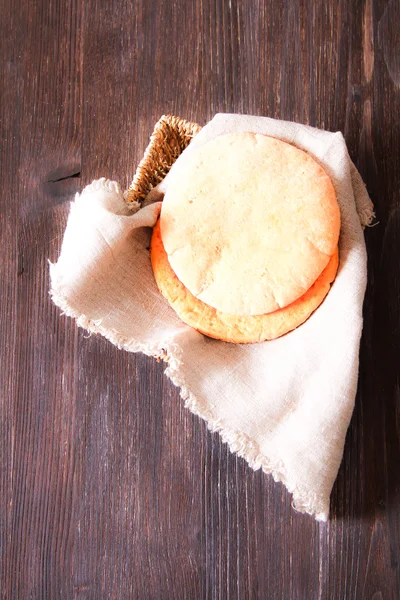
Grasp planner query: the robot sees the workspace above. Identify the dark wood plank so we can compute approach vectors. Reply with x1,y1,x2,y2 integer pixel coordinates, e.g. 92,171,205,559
1,1,83,598
1,0,399,598
0,2,20,597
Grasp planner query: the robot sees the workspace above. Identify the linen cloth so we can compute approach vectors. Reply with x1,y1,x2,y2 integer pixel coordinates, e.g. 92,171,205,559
50,114,374,520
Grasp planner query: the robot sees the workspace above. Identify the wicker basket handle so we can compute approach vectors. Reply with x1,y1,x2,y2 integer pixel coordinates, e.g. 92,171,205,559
125,115,201,208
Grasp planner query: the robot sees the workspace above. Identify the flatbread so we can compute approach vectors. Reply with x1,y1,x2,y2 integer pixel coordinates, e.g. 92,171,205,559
160,132,340,316
151,220,339,343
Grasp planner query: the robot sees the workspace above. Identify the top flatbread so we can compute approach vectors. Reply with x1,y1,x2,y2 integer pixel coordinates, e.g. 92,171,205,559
160,132,340,316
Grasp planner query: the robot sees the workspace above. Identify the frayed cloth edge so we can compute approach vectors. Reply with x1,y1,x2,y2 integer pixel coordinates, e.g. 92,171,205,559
49,276,330,521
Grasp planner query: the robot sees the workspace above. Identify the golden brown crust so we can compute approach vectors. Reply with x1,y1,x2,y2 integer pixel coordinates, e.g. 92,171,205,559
151,220,339,344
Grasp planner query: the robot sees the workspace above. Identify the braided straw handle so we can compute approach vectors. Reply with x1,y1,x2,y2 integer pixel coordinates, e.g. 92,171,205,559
125,115,202,208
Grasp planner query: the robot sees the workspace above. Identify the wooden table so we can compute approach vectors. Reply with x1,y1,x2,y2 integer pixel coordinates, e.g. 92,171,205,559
2,0,399,598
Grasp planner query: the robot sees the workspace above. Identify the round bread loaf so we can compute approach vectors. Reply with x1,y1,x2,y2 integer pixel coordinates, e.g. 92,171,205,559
160,132,340,316
151,220,339,343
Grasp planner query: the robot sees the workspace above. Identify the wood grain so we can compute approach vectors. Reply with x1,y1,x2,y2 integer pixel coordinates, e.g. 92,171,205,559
1,0,399,598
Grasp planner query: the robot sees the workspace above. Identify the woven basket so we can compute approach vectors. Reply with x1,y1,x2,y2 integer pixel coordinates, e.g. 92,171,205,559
125,115,202,207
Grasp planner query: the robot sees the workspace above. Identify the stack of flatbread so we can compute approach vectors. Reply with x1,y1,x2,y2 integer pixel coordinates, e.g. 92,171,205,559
151,132,340,343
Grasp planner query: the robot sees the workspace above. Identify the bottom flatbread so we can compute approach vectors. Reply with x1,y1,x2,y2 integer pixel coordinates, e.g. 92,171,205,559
151,220,339,344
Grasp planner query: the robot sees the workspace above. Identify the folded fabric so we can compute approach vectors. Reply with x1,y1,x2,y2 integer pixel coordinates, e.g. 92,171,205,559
50,114,374,520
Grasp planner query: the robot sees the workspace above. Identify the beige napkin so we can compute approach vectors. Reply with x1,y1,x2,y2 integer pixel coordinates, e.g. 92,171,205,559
50,114,374,520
